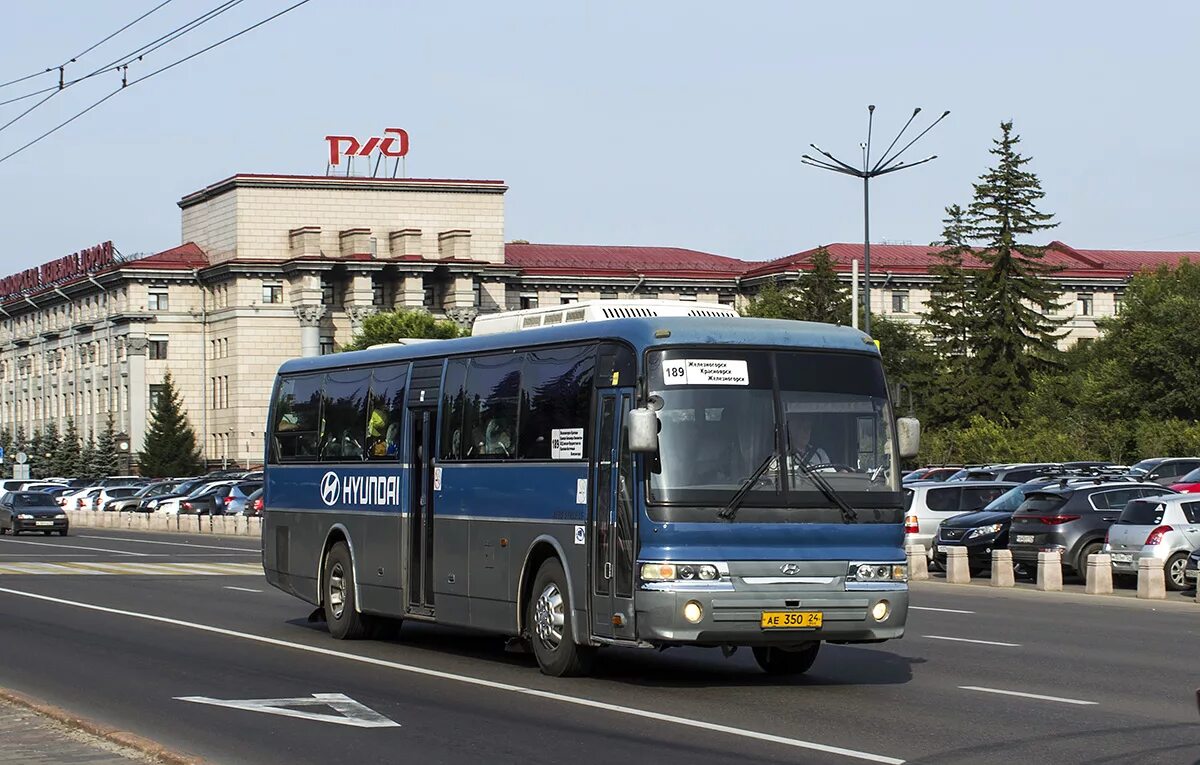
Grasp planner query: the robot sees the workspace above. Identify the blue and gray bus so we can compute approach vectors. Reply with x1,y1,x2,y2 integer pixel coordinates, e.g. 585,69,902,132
262,315,918,676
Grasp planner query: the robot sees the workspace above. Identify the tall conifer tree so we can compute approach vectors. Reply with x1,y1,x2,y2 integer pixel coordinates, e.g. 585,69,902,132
138,372,203,478
793,246,851,324
966,121,1065,415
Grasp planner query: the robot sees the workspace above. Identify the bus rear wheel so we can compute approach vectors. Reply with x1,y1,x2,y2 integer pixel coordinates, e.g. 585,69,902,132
323,542,370,640
527,558,595,677
753,642,821,675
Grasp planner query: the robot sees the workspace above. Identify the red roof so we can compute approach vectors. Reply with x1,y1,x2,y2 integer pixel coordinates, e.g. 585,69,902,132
504,243,748,278
743,241,1200,280
116,242,209,271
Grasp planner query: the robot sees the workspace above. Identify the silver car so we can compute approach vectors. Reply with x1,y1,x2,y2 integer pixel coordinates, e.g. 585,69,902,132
903,481,1016,560
1104,494,1200,590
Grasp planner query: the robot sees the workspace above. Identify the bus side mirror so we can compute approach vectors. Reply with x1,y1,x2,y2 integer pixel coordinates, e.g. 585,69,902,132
896,417,921,459
627,409,659,453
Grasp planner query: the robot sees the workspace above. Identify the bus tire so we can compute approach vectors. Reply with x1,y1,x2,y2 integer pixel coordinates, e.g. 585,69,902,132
753,642,821,675
527,558,595,677
323,542,370,640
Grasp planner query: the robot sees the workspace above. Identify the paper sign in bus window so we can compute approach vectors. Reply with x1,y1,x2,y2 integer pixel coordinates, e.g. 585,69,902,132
551,428,584,459
662,359,749,386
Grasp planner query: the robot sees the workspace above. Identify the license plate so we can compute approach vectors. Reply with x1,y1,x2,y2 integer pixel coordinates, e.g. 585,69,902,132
760,611,822,629
34,521,53,526
1110,553,1133,563
1015,534,1034,544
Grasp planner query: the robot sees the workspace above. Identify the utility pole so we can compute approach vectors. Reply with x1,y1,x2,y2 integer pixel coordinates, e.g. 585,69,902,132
802,105,950,335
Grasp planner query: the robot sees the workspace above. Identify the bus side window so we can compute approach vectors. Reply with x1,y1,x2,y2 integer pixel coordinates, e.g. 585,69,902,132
272,373,323,462
367,364,409,461
462,353,522,459
321,369,370,462
439,359,469,460
519,344,596,459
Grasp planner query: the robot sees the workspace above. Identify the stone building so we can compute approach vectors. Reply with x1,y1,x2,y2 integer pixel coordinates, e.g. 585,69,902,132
0,172,1192,468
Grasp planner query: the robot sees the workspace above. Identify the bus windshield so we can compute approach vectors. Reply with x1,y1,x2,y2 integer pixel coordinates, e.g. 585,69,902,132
646,349,898,512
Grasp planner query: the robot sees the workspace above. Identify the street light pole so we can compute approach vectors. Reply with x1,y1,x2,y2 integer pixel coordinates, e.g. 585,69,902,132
802,105,950,335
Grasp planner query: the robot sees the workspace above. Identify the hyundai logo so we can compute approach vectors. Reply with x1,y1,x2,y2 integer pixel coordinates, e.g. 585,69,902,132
779,562,801,575
319,471,340,507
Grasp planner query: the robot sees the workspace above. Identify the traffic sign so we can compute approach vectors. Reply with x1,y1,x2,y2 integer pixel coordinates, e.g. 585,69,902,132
14,451,27,464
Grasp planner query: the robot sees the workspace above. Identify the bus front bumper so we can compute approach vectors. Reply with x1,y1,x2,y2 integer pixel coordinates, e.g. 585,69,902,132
634,586,908,646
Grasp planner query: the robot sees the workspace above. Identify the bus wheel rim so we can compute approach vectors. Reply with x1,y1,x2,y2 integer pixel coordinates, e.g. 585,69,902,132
329,562,347,619
533,582,565,650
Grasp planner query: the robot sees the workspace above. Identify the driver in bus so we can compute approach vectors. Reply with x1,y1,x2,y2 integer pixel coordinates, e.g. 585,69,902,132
787,412,832,467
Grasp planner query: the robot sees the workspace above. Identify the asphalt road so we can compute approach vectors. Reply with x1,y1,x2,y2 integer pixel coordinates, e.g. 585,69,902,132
0,529,1198,765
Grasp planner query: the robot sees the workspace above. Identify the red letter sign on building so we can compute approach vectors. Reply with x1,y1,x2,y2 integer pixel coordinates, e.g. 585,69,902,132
325,128,409,166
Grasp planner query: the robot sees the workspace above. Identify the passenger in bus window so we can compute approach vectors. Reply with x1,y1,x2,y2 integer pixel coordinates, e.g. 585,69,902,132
787,413,832,466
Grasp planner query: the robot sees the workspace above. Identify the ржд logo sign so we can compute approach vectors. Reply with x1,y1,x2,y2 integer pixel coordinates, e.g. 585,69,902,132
325,128,409,166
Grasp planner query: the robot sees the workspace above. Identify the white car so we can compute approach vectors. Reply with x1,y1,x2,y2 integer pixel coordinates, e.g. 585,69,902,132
61,487,104,511
149,481,233,515
904,481,1016,559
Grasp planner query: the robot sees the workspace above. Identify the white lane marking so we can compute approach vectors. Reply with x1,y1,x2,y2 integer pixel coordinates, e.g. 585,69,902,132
0,539,148,556
175,692,398,728
910,606,975,614
959,686,1098,706
923,635,1020,647
0,562,263,576
78,535,258,552
223,586,264,593
0,587,904,765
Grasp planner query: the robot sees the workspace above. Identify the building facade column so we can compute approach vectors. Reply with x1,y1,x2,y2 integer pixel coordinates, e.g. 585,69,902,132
294,305,325,357
344,273,377,331
125,335,148,454
398,274,425,309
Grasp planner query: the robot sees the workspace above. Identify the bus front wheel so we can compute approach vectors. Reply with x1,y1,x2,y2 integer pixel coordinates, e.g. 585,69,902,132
753,642,821,675
527,558,595,677
323,542,370,640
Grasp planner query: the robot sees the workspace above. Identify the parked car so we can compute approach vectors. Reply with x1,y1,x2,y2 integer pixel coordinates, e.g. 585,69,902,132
932,479,1063,573
1125,457,1200,486
98,486,143,511
1169,467,1200,494
158,481,237,515
110,481,182,513
904,481,1016,560
1185,546,1200,588
903,466,962,484
1104,494,1200,590
39,486,73,502
1008,482,1175,581
243,488,264,517
0,491,69,536
99,475,146,487
139,478,209,513
180,481,245,515
62,486,104,510
947,463,1065,483
223,482,263,516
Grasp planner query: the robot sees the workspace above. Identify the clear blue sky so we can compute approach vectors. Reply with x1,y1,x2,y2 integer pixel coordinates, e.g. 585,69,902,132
1,0,1198,269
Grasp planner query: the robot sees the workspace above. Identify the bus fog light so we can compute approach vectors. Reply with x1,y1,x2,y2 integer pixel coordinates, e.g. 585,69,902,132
683,600,703,624
871,600,890,622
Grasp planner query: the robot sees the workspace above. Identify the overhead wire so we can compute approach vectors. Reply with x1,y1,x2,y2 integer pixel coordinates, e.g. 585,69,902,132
0,0,246,135
0,0,315,167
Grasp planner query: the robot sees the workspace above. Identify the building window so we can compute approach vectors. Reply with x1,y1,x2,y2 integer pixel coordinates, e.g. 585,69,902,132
1078,293,1093,316
473,282,482,308
147,290,169,311
519,295,538,310
149,384,166,411
1113,294,1123,315
262,284,283,304
560,293,578,305
148,339,168,360
423,284,435,310
321,279,334,306
891,290,910,314
718,294,736,306
372,278,385,306
319,336,335,356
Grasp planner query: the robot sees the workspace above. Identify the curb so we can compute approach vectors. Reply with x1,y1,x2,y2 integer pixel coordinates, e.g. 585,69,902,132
0,688,205,765
910,578,1200,612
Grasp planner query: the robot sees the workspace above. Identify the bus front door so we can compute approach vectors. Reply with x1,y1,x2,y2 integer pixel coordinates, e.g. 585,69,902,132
590,390,636,641
407,406,436,615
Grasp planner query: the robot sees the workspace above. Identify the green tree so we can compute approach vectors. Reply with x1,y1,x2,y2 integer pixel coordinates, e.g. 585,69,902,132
39,421,65,477
965,121,1066,415
794,246,851,324
89,415,121,478
343,308,467,351
742,281,802,320
138,371,203,478
867,315,937,423
12,424,27,468
78,436,99,480
923,204,977,359
56,420,83,478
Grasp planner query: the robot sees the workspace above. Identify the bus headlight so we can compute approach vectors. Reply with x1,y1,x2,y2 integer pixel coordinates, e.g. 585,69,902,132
640,562,722,582
847,563,907,582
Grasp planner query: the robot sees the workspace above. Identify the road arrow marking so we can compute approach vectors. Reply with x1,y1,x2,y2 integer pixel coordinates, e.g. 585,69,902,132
174,693,399,728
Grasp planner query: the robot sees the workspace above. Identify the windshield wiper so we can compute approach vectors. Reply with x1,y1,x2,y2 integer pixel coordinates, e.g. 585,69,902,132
718,451,778,522
786,425,859,524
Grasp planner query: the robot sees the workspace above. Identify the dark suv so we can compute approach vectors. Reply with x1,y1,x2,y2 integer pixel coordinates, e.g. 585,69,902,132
1125,457,1200,486
1008,481,1176,580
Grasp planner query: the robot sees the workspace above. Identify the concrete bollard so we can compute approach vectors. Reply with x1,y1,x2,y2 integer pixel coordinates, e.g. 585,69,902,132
991,549,1015,587
1036,550,1063,591
1137,557,1166,599
945,547,971,584
248,517,263,537
212,516,227,535
1085,553,1114,595
906,544,929,580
